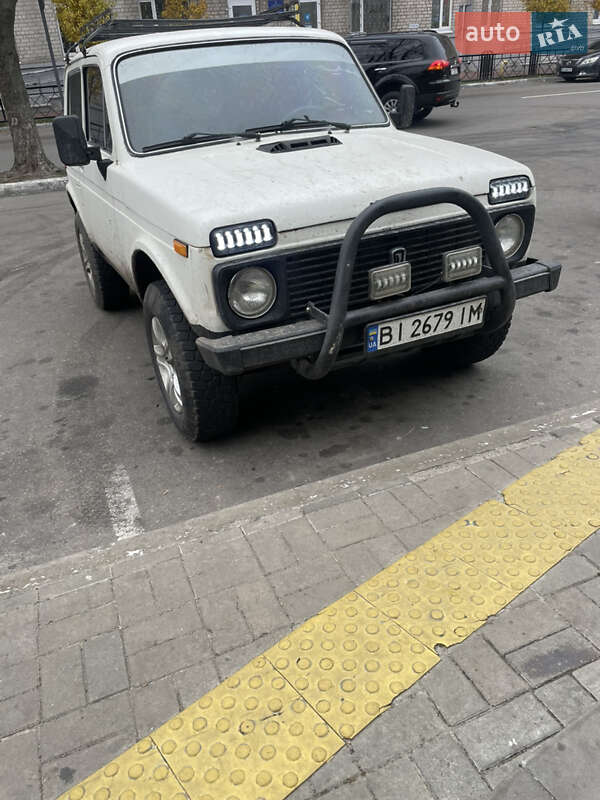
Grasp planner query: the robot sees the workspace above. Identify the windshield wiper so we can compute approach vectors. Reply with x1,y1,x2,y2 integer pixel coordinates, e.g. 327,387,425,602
246,117,352,135
142,130,257,152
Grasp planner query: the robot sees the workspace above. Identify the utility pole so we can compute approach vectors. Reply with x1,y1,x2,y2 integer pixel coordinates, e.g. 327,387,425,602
37,0,63,101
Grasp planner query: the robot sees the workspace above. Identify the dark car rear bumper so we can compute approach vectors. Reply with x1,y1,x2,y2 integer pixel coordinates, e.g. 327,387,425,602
197,258,561,377
419,83,460,107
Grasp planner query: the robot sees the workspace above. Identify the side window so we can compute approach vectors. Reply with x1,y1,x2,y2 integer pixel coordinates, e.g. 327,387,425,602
352,41,387,63
85,66,112,151
67,69,82,119
389,39,425,61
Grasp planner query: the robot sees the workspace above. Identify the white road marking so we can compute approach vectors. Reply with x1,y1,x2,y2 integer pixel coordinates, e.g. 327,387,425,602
105,465,144,541
522,89,600,99
570,408,598,419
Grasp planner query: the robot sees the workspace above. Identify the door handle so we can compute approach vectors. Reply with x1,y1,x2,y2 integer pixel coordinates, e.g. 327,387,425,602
374,67,387,71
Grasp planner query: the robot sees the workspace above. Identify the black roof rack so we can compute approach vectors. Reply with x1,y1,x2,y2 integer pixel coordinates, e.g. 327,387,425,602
65,4,301,62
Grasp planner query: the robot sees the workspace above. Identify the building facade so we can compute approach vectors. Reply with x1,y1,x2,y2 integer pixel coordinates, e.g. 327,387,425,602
113,0,600,37
14,0,64,74
11,0,599,84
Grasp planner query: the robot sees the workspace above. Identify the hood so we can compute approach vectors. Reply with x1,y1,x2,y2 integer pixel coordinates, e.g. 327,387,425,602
116,127,533,247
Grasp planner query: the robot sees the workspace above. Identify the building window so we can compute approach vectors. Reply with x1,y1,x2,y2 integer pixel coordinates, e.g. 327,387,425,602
350,0,390,33
139,0,164,18
228,0,256,16
431,0,452,30
481,0,501,11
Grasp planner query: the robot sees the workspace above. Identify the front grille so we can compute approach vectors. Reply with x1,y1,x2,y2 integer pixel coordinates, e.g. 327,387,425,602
284,216,483,321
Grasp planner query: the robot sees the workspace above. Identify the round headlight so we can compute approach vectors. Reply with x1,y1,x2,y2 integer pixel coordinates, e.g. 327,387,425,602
228,267,276,319
495,213,525,258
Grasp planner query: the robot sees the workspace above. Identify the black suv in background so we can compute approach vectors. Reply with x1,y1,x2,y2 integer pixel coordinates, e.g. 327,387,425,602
347,31,461,122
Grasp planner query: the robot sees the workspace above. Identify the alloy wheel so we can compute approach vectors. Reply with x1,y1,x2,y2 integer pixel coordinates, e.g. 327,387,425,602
151,316,184,414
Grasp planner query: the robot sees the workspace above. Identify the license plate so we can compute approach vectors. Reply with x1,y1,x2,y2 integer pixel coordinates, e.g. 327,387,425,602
451,66,459,75
365,298,487,353
561,67,573,72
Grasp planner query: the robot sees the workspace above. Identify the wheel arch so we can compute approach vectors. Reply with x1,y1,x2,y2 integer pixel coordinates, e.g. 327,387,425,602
66,188,77,214
375,74,417,96
131,249,164,300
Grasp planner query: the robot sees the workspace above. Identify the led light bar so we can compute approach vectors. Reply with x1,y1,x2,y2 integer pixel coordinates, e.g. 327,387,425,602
210,219,277,257
443,246,482,282
488,176,531,205
369,262,411,300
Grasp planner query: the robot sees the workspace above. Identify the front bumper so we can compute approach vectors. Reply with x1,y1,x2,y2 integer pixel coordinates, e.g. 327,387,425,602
558,65,598,78
197,257,561,377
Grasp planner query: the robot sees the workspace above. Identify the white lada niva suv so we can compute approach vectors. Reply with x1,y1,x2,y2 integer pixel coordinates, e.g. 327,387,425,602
53,14,561,441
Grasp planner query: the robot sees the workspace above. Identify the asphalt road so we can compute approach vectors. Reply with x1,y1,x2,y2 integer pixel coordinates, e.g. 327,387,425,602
1,78,599,572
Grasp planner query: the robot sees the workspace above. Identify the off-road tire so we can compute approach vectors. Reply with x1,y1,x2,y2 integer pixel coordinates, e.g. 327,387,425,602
143,280,239,441
75,214,130,310
413,106,433,121
429,318,512,369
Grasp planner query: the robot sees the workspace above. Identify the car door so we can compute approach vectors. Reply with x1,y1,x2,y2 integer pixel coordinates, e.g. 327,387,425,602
76,63,119,267
350,39,389,88
387,38,429,92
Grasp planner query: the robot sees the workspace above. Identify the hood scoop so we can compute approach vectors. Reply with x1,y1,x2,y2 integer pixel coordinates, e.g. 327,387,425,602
258,135,341,154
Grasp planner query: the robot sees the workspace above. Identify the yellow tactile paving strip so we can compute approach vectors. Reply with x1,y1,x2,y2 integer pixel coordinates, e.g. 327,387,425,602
58,429,600,800
151,655,344,800
357,536,517,649
61,737,187,800
265,591,438,739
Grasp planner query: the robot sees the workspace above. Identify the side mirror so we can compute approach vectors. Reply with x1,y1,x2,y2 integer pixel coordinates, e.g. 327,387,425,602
52,115,92,166
389,84,416,130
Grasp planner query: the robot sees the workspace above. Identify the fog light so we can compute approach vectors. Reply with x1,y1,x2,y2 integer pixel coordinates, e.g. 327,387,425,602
228,267,276,318
369,262,411,300
443,246,482,282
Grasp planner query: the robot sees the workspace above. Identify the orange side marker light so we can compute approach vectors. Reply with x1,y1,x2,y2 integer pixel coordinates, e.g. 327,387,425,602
173,239,188,257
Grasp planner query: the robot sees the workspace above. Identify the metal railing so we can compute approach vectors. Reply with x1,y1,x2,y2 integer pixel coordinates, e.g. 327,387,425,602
460,52,559,81
0,82,63,123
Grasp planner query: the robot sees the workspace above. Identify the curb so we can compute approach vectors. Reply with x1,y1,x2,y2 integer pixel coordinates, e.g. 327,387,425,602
0,176,66,197
2,401,598,596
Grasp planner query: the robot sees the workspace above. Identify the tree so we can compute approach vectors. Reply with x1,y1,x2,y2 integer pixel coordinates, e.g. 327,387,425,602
161,0,207,18
52,0,112,45
0,0,61,181
522,0,571,11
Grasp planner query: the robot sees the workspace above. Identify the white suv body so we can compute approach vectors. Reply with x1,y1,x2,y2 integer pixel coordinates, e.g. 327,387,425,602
55,20,561,440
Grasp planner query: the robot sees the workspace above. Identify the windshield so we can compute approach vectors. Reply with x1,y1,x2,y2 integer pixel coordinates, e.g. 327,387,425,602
116,39,387,152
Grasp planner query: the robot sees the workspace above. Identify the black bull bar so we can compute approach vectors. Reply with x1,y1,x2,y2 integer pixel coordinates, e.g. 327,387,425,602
196,188,561,378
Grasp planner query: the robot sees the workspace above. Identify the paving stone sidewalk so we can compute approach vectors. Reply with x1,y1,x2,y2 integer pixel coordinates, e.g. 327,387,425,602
2,413,600,800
